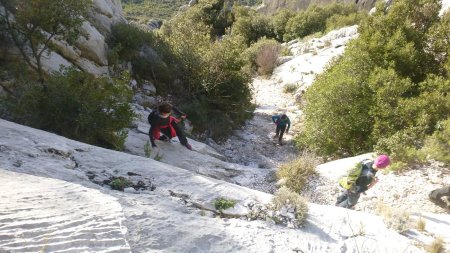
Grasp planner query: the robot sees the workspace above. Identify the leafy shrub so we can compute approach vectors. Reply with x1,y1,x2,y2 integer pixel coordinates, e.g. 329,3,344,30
283,3,364,41
299,0,450,159
270,9,295,42
284,7,326,41
8,68,134,150
122,0,186,22
419,118,450,164
110,177,133,191
163,16,253,139
232,6,274,45
271,187,308,223
276,151,320,192
214,197,236,210
297,53,374,155
325,12,367,32
108,22,155,61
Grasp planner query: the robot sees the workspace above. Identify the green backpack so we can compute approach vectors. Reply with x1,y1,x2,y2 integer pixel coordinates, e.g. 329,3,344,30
338,159,371,189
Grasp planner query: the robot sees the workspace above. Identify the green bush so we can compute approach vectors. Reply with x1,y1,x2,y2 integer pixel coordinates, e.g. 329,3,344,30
122,0,187,22
162,15,253,139
271,187,308,223
270,9,295,42
276,151,320,192
214,197,236,210
283,3,363,41
325,12,367,32
108,22,155,61
231,6,274,45
299,0,450,160
284,6,328,41
420,118,450,164
297,52,374,155
110,177,133,191
8,68,134,150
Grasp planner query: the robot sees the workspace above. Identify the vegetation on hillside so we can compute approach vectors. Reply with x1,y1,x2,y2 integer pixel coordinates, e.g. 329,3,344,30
0,0,381,146
108,1,367,139
0,0,135,150
122,0,188,22
298,0,450,166
121,0,262,23
0,0,89,83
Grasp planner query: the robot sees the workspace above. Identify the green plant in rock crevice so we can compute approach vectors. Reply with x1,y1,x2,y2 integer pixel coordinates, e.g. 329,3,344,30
214,197,236,211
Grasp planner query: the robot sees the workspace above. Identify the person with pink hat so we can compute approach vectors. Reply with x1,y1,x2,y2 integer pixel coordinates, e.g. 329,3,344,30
336,155,391,209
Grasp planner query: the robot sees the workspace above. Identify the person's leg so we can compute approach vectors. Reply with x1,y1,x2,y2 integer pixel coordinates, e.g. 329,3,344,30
275,125,281,137
336,191,348,206
346,191,361,208
429,186,450,208
278,126,286,143
337,190,361,209
172,122,188,146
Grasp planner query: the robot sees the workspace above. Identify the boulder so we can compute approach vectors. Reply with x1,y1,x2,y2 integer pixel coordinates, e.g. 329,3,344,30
37,0,126,76
38,48,73,74
89,0,126,35
76,22,109,66
142,81,157,95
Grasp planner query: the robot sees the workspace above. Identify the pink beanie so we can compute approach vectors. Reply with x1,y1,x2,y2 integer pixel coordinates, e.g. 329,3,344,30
374,155,391,168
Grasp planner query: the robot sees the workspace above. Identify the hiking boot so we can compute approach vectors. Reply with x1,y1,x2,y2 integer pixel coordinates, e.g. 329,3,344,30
273,134,279,139
185,143,193,150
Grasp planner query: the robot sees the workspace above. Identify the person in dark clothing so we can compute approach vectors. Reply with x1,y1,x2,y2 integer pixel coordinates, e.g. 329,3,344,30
429,185,450,209
148,102,192,150
336,155,391,209
272,114,291,145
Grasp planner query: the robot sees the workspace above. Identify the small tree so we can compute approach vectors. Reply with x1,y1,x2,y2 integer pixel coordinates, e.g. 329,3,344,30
0,0,90,83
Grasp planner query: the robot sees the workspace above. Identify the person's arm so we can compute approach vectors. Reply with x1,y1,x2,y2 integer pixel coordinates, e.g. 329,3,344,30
172,106,187,119
272,115,279,124
148,113,158,147
286,117,291,132
367,176,379,190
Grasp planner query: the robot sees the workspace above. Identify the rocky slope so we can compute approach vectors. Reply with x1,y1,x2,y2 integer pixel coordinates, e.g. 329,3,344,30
1,118,444,253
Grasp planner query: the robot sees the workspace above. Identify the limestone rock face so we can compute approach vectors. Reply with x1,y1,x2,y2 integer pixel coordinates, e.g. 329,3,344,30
90,0,126,35
41,0,125,76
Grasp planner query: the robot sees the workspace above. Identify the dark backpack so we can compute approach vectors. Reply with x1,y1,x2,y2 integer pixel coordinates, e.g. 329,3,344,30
148,109,157,124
